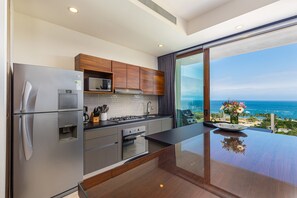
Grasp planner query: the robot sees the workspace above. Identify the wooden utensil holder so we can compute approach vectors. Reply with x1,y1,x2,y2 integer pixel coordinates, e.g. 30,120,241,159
90,113,100,123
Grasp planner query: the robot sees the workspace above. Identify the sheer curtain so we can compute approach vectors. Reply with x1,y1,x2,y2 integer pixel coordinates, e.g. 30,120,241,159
158,53,177,127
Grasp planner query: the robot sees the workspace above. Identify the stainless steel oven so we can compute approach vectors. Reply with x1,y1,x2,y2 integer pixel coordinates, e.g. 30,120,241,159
122,126,147,160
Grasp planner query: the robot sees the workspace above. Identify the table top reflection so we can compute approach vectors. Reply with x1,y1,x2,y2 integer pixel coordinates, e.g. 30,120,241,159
79,127,297,198
176,128,297,197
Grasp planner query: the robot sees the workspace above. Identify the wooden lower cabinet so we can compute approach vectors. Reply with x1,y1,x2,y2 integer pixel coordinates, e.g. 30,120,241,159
84,126,121,175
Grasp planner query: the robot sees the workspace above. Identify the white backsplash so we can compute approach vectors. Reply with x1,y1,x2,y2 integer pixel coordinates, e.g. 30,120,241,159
84,94,158,118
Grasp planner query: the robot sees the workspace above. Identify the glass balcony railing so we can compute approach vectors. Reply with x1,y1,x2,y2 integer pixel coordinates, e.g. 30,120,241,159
210,112,297,136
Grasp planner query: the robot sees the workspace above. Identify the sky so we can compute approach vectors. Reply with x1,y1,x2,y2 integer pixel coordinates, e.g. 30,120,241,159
180,62,203,100
180,42,297,101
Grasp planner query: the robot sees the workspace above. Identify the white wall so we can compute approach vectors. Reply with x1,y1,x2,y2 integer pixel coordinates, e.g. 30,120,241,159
0,0,7,197
13,12,158,70
13,12,159,118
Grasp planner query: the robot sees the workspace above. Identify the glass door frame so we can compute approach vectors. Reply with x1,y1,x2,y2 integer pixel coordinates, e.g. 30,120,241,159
175,48,210,121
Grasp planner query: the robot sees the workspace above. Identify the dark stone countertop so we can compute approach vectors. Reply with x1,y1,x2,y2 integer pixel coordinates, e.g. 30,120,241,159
84,114,173,130
145,122,213,145
145,122,273,146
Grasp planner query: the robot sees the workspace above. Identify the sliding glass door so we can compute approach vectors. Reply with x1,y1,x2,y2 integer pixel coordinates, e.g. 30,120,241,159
175,49,210,127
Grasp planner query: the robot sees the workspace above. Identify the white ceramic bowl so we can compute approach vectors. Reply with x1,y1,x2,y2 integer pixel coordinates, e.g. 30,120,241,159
213,123,247,132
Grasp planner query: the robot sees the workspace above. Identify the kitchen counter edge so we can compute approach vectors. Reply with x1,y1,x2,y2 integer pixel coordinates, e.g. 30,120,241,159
84,114,173,131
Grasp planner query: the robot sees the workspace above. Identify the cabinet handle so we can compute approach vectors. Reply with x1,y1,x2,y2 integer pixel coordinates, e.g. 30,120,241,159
114,142,118,144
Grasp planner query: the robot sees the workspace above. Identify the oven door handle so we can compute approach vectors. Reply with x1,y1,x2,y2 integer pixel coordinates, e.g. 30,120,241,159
123,131,145,138
123,135,137,141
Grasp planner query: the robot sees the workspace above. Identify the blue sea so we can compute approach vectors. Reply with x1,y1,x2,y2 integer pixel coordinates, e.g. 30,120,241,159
181,100,297,119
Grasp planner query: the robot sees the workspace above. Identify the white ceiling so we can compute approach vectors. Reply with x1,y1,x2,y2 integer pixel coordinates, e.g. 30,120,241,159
13,0,297,57
211,24,297,60
152,0,232,21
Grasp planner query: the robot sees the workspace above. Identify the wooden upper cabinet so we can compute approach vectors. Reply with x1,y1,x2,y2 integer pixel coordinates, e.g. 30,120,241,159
140,68,165,95
112,62,140,89
75,54,111,73
75,53,164,95
140,68,155,95
127,64,140,89
154,70,165,95
112,61,127,88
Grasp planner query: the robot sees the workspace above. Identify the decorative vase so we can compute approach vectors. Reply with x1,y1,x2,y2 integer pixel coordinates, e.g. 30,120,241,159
100,112,108,121
230,114,239,124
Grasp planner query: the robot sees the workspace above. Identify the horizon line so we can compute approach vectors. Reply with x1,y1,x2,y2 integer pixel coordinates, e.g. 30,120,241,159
181,99,297,102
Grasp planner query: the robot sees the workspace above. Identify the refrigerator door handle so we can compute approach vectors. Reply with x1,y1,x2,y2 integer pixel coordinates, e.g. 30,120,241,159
21,81,32,113
21,115,33,160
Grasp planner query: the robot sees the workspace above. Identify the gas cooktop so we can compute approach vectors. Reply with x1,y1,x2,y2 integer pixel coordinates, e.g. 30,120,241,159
108,116,146,123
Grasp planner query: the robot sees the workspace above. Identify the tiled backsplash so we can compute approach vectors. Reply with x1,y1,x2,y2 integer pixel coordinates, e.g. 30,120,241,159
84,94,158,118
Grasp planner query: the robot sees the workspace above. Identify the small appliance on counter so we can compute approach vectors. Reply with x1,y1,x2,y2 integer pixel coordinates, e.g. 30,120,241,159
85,77,111,92
83,106,90,123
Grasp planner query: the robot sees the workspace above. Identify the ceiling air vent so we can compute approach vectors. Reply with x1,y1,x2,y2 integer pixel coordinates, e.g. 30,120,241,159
138,0,177,24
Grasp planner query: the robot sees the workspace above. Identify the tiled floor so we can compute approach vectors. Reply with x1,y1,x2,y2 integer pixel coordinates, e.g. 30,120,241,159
64,191,79,198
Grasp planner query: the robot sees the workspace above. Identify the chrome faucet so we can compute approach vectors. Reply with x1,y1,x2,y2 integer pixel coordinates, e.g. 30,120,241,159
147,101,152,115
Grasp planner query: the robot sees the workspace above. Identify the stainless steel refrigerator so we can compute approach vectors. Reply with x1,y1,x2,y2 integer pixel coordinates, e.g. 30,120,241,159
12,63,84,198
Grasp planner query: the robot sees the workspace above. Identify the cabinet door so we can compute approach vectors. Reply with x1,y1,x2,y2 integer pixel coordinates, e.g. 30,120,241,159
112,61,127,88
148,120,162,135
75,54,111,72
127,64,140,89
162,118,173,131
84,142,118,174
84,126,121,174
154,70,165,95
140,68,154,95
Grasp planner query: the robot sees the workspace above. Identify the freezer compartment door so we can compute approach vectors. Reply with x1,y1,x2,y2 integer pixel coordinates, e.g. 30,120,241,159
13,111,83,198
13,63,83,114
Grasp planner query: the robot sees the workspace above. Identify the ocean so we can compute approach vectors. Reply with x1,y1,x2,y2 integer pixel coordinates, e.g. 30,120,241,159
181,100,297,119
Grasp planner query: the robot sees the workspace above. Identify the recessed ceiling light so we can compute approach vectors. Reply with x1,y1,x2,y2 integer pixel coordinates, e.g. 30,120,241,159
69,7,78,13
158,44,163,48
235,25,244,30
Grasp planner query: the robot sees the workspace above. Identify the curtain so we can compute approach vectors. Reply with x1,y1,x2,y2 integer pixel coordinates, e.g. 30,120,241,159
158,53,177,127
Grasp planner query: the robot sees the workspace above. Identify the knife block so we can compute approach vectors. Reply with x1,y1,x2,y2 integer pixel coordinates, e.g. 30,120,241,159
90,113,100,123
